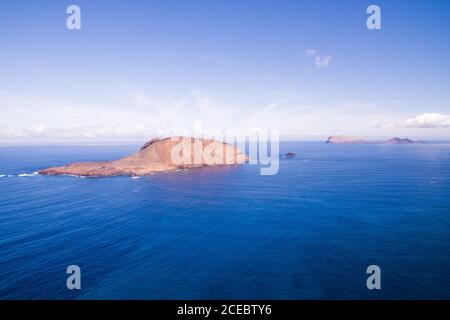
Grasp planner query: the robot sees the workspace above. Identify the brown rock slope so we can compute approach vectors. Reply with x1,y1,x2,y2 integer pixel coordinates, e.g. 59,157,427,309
39,137,248,177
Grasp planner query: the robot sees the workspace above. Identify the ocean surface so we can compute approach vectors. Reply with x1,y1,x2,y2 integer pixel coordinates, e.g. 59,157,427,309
1,142,450,299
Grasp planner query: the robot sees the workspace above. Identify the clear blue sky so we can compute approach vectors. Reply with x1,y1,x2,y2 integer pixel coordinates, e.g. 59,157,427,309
0,0,449,140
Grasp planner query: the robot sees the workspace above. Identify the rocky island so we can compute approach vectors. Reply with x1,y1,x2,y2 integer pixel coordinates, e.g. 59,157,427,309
386,137,425,144
326,136,425,144
326,136,366,144
39,137,248,177
283,152,296,158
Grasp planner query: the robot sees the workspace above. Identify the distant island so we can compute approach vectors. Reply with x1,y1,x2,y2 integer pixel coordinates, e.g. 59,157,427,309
326,136,366,144
283,152,296,158
386,137,425,144
326,136,425,144
39,137,247,177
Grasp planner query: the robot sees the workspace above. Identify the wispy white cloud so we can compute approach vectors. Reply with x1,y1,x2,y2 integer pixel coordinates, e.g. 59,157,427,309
0,89,322,139
0,124,152,140
382,113,450,128
0,89,254,139
2,88,446,140
303,49,332,68
314,55,332,68
305,49,317,56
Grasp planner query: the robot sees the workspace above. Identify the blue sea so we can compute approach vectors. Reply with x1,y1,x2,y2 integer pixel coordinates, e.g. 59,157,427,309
1,142,450,299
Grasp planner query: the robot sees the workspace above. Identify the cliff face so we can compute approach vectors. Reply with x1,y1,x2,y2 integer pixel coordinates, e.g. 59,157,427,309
39,137,248,177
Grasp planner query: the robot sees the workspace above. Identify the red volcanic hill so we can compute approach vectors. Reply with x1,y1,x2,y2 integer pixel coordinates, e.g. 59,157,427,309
39,137,248,177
